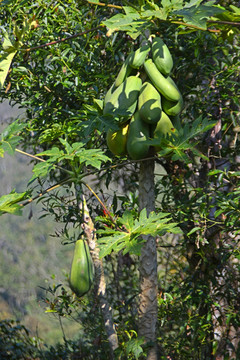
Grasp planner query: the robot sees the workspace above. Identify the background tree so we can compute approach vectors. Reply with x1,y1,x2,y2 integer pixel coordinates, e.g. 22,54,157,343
0,0,239,359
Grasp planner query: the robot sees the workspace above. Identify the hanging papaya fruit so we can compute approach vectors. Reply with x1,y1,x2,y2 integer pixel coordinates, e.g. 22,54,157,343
69,239,94,297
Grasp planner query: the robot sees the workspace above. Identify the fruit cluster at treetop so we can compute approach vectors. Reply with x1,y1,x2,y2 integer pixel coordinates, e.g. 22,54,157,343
104,36,183,160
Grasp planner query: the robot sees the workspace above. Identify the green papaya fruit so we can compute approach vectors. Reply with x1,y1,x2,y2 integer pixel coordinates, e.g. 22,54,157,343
162,96,183,116
104,82,117,105
106,122,129,156
144,59,181,102
69,239,94,297
153,111,177,152
162,77,183,116
103,76,142,121
114,53,133,88
152,37,173,76
126,111,150,160
129,43,150,69
138,81,162,124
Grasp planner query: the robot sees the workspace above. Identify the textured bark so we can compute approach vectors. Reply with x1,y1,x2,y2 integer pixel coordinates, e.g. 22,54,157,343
81,197,118,358
138,160,158,360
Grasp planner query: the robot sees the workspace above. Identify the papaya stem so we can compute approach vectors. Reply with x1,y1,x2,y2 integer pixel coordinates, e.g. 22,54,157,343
170,20,220,33
16,148,45,162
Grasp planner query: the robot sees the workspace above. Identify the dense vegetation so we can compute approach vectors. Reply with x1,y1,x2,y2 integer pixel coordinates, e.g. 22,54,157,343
0,0,239,359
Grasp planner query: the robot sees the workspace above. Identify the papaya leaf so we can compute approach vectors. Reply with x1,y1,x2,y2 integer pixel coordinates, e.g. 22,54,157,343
1,120,25,140
173,2,225,29
149,116,216,163
0,191,27,216
123,238,145,256
29,162,54,183
229,5,240,15
37,147,64,162
0,120,25,156
98,231,131,258
0,50,17,89
36,141,110,176
103,7,148,39
0,138,21,156
98,209,181,258
75,148,110,169
159,0,184,17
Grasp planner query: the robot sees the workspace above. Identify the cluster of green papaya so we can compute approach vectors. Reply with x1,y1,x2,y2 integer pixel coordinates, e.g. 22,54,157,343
69,239,94,297
104,37,183,160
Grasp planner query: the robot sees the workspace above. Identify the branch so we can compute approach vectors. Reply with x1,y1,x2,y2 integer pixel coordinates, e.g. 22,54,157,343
170,20,220,33
16,148,46,162
19,179,71,207
207,19,240,27
86,0,122,9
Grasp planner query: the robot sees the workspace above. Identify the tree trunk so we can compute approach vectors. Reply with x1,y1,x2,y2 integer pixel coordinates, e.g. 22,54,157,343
138,159,158,360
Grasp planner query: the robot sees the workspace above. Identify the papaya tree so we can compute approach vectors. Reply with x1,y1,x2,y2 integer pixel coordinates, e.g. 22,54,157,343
0,0,240,359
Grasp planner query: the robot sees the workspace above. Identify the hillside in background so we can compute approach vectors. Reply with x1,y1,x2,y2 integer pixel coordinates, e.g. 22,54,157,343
0,101,80,345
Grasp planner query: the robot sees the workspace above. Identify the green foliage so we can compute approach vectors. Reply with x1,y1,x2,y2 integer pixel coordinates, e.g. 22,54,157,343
115,330,145,359
0,120,25,156
173,1,225,29
97,208,181,257
148,115,216,162
0,191,27,215
0,319,41,359
103,0,226,39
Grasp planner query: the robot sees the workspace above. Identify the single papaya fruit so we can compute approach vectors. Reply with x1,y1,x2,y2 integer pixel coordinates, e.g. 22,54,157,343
126,111,150,160
129,42,150,69
103,76,142,121
144,59,181,102
138,81,162,124
162,96,183,116
106,122,129,156
152,37,173,76
162,77,184,116
114,53,133,87
69,239,94,297
153,111,177,152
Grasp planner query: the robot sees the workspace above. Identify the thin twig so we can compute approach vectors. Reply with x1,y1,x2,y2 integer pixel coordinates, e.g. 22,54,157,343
207,19,240,26
58,315,67,344
170,20,220,33
87,0,122,9
16,148,45,162
19,178,71,207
